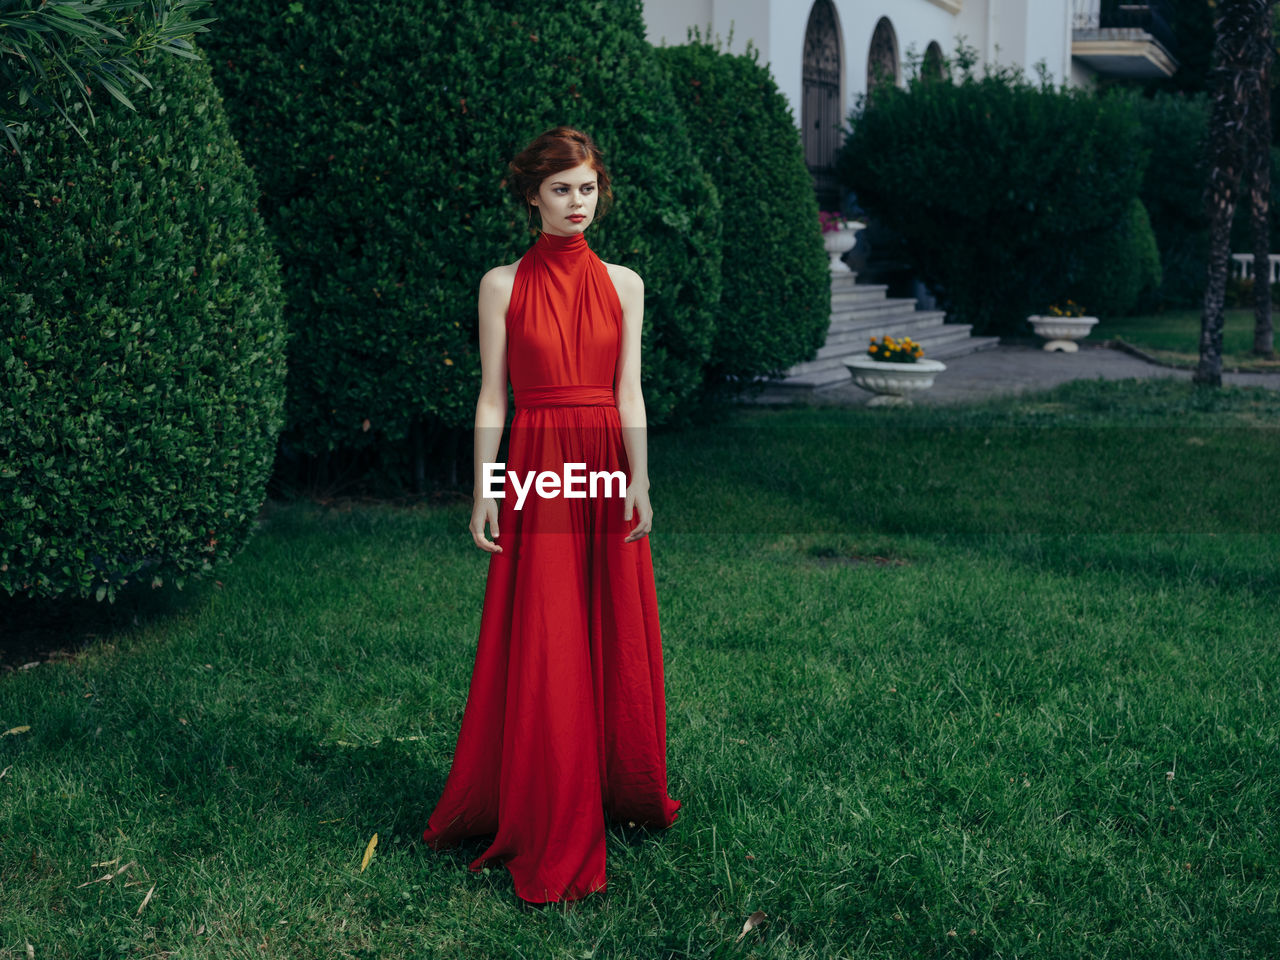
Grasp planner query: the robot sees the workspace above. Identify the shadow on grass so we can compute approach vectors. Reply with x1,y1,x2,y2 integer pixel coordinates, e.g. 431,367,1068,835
0,577,213,670
938,532,1280,605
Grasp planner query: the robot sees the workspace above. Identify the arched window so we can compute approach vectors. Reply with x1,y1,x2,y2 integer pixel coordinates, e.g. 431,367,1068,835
867,17,899,91
923,40,947,82
802,0,843,209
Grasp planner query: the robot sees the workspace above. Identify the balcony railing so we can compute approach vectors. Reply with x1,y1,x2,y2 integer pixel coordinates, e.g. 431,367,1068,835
1072,0,1178,62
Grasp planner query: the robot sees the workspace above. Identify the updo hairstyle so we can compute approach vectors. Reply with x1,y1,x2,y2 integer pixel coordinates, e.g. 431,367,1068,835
507,126,613,221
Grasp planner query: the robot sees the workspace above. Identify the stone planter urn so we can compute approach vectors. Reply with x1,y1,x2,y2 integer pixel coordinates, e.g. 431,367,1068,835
1027,315,1099,352
843,354,946,406
823,221,865,274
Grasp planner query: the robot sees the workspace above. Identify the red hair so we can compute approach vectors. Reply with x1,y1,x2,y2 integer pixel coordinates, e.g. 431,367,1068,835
507,126,613,220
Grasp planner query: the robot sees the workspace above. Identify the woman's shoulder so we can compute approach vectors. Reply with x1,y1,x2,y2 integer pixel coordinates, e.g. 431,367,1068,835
480,259,521,291
602,261,643,297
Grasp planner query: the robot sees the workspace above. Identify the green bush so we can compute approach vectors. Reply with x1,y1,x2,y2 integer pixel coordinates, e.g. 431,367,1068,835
1225,275,1280,307
0,50,287,602
1120,89,1210,310
202,0,721,480
836,45,1147,336
656,37,830,385
1071,196,1162,317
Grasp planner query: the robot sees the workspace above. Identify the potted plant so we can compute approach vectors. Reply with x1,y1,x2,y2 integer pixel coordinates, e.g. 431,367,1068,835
1027,299,1099,352
820,210,865,274
843,335,946,406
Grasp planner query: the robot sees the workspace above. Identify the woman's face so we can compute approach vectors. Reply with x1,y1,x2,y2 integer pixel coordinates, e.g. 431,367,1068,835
530,162,600,237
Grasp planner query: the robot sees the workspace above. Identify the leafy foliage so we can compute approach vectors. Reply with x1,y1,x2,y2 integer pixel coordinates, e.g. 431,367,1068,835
0,0,214,150
0,49,287,601
656,36,830,386
836,43,1147,336
1117,88,1212,309
202,0,722,478
1071,195,1163,317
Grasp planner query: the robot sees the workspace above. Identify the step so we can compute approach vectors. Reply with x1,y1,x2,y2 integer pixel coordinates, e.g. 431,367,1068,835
922,333,1002,360
829,299,926,325
829,273,880,293
780,323,992,380
831,289,919,308
751,275,1003,398
831,284,893,306
825,309,949,340
791,314,955,372
813,315,950,359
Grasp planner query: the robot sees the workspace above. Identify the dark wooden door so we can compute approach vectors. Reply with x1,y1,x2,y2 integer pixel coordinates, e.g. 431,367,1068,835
803,0,843,210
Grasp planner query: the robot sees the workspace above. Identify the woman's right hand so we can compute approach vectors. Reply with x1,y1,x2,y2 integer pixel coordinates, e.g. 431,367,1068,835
470,497,502,553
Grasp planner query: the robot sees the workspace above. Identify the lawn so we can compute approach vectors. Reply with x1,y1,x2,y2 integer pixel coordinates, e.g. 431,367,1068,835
1,377,1278,959
1101,306,1280,372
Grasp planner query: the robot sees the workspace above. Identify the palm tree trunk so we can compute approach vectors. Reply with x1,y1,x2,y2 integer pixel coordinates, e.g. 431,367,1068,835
1197,0,1277,386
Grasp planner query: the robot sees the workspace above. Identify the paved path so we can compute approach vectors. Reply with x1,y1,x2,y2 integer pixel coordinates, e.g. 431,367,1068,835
766,341,1280,407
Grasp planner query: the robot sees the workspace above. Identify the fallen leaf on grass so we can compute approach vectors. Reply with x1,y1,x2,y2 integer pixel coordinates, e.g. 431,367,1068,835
136,885,155,916
360,833,378,872
195,925,205,936
3,726,31,737
0,765,12,780
90,858,120,868
735,910,768,943
328,736,429,748
25,944,33,960
76,860,134,888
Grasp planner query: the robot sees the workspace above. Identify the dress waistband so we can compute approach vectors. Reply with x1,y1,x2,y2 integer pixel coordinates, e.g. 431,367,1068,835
514,385,616,408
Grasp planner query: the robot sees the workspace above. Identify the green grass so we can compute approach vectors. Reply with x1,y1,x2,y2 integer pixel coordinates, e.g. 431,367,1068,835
2,378,1279,959
1100,307,1280,372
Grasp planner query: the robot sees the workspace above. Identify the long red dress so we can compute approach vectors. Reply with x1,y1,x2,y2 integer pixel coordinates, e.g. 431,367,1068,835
421,229,681,904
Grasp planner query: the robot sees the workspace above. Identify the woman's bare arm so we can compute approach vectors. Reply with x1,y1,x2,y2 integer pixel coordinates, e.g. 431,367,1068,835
470,265,513,552
611,265,652,540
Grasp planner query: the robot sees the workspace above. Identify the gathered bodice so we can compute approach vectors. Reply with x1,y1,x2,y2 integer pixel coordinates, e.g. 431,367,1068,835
505,230,623,407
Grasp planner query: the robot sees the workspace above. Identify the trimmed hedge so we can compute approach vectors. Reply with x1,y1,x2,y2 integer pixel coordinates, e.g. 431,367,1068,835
1121,89,1211,310
657,37,830,384
0,50,287,602
1072,196,1162,317
202,0,721,475
836,49,1147,336
1112,89,1277,313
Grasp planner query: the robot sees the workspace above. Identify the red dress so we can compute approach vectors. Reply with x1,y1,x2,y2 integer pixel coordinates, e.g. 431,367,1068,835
421,229,681,903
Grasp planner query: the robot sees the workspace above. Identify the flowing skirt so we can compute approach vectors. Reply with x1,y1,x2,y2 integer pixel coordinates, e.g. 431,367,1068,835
421,401,681,903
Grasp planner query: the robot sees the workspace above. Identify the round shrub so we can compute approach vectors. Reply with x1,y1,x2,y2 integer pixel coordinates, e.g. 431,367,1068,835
1072,196,1162,317
656,37,830,385
1121,89,1211,309
202,0,721,477
837,48,1147,336
0,50,287,602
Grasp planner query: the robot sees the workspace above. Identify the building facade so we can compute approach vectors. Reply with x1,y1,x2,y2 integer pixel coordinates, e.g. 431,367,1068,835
643,0,1178,207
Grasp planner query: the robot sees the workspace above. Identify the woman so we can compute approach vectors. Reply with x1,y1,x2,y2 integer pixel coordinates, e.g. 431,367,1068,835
421,126,682,905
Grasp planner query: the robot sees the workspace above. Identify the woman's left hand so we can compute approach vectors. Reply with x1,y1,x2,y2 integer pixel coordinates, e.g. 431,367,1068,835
623,481,652,542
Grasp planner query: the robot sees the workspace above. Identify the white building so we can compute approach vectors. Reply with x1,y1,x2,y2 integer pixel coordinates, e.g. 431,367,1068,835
643,0,1179,204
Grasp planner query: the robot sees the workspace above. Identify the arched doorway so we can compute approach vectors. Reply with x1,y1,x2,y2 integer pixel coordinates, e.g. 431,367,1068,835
802,0,843,210
867,17,899,92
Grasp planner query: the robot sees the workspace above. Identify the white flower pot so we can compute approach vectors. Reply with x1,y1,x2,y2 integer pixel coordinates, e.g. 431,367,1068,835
1028,315,1099,352
823,221,865,273
843,353,946,406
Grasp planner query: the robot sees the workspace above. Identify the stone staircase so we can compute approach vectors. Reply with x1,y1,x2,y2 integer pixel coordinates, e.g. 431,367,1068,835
758,272,1001,397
